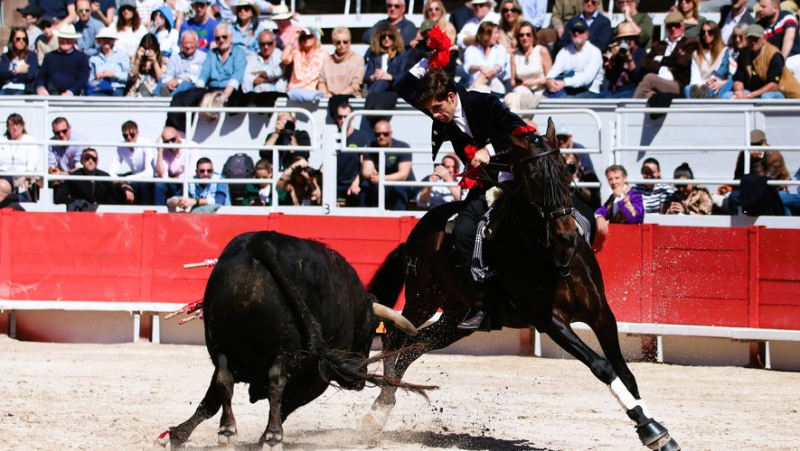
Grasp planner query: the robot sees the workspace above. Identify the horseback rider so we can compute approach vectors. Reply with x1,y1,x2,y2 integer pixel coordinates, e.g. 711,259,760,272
394,26,535,330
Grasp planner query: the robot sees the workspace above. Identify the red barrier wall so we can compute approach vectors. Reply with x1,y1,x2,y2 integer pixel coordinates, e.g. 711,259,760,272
1,210,798,331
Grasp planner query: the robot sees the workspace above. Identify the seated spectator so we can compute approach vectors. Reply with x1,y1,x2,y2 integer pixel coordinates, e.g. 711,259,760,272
555,0,612,54
497,0,524,53
595,164,644,236
720,0,755,46
92,0,117,26
757,0,800,76
167,157,230,212
33,0,78,23
167,23,247,131
602,22,646,98
35,24,90,96
724,24,800,99
179,0,217,53
633,11,699,99
416,153,462,209
275,155,322,206
564,152,601,210
685,21,733,98
48,117,87,176
88,27,130,96
35,16,58,66
449,3,476,35
504,21,552,111
364,24,407,96
127,34,163,97
457,0,500,51
464,21,509,95
0,113,39,199
417,0,457,45
556,124,596,175
55,148,124,210
680,0,707,40
665,162,713,215
363,0,418,50
0,27,39,95
319,27,365,100
161,30,207,96
332,102,369,206
359,120,415,210
240,159,273,206
545,19,604,98
633,157,675,215
135,0,160,27
154,126,199,205
271,4,301,50
75,0,103,56
722,129,793,214
0,178,26,210
282,27,326,102
17,4,44,51
614,0,653,49
260,112,311,171
150,6,179,58
242,30,287,107
109,120,156,204
519,0,547,31
231,0,263,57
115,0,148,59
550,0,604,41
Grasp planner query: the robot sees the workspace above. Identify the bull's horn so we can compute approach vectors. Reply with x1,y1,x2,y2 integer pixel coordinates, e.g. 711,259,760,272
373,304,418,336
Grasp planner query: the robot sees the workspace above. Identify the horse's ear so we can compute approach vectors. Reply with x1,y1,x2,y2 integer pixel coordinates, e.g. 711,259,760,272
545,117,558,149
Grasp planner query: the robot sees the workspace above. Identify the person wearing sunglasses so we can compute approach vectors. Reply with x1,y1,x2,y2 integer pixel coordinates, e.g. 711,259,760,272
362,0,418,51
35,15,59,66
242,29,287,106
48,117,88,176
281,27,326,102
497,0,524,52
167,157,230,212
364,24,407,95
633,10,699,99
554,0,612,55
0,27,39,95
154,126,200,205
167,23,246,131
419,0,456,44
318,27,365,99
545,19,604,97
54,148,125,209
358,120,415,211
456,0,500,51
685,20,733,98
16,4,43,52
109,120,156,204
75,0,104,56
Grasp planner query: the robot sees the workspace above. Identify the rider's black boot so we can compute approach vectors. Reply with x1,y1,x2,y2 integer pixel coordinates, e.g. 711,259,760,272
455,265,489,330
457,308,486,330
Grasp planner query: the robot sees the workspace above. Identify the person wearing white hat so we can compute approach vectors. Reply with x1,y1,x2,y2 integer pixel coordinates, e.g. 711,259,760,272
87,26,130,96
271,4,302,50
34,23,90,95
231,0,265,56
456,0,501,50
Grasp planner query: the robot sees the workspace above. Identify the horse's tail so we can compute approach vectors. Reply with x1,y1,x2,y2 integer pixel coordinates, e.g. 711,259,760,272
368,243,407,309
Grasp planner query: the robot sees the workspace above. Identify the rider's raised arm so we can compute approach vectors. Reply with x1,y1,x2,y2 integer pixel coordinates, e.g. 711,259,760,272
394,58,434,118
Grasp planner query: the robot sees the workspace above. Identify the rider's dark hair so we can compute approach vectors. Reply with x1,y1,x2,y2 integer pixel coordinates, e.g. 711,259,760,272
417,69,457,106
642,157,660,170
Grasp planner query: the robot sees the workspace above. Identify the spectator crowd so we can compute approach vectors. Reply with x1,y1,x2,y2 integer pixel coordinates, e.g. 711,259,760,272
0,0,798,215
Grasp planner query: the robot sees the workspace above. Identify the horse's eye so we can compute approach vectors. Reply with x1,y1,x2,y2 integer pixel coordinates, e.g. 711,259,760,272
532,135,542,146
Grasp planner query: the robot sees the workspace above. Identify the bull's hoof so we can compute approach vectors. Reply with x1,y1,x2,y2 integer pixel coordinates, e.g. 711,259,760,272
636,419,668,448
155,430,171,449
217,426,237,447
261,443,283,451
260,430,284,450
362,404,393,433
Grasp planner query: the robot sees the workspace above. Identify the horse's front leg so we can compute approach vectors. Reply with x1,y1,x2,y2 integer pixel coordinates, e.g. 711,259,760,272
541,314,680,451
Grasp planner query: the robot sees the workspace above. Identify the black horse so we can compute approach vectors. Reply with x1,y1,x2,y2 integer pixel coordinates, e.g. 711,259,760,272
366,119,680,451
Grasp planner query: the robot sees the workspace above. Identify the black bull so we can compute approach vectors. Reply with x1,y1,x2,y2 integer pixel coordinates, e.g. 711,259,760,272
158,231,432,449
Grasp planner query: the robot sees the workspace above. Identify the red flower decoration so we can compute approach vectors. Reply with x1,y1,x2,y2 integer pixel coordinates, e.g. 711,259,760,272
464,144,477,161
511,124,537,136
427,25,451,70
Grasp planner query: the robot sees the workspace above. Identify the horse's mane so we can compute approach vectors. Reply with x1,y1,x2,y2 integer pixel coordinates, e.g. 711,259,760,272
527,145,572,210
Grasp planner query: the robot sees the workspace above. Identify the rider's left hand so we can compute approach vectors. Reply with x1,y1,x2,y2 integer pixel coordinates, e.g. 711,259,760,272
471,148,491,168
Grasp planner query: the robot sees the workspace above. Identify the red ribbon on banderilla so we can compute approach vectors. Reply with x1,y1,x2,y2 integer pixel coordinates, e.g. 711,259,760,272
166,258,219,324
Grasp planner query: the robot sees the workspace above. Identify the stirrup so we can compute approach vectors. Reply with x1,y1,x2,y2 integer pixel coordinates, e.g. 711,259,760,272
457,310,486,330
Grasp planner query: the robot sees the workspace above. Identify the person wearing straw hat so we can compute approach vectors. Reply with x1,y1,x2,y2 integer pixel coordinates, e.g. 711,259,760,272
231,0,264,57
35,23,90,96
87,26,130,96
614,0,653,49
271,4,302,50
603,21,646,98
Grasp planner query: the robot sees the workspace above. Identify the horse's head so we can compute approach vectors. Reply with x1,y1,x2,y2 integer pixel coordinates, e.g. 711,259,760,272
508,117,572,212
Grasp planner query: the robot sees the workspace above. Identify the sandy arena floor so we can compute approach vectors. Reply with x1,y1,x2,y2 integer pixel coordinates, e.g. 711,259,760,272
0,334,797,450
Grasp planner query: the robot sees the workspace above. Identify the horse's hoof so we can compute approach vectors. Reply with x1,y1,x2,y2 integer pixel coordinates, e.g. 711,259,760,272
362,404,393,433
217,426,236,447
636,419,668,447
155,430,171,449
262,443,283,451
655,436,680,451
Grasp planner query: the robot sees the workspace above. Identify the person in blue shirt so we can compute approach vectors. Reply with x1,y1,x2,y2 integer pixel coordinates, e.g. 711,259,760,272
166,23,246,131
167,157,230,212
179,0,218,53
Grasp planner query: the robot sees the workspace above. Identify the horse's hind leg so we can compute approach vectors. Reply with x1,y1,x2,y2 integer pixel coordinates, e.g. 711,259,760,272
543,314,680,451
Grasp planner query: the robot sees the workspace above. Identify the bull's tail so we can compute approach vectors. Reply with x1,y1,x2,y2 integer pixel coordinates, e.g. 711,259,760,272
367,243,407,308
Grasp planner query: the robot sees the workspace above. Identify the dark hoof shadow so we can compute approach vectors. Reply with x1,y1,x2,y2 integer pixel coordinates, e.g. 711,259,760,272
289,428,551,450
